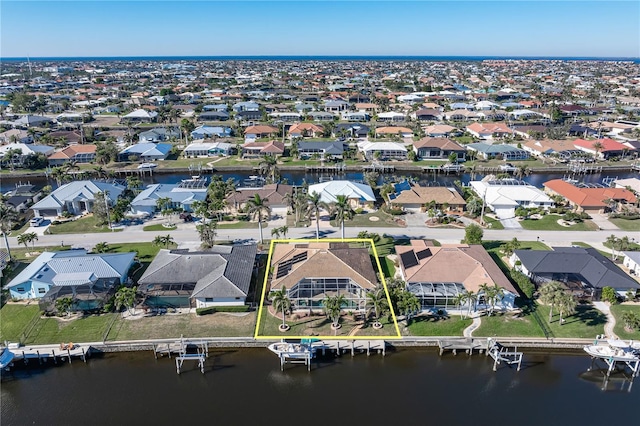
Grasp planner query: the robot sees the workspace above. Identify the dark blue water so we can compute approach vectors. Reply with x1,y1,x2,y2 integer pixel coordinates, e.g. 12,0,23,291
3,56,639,62
1,348,638,426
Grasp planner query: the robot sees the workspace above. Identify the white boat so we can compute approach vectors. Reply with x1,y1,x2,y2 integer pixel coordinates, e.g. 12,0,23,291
267,341,313,359
0,347,15,370
137,162,157,169
583,339,640,362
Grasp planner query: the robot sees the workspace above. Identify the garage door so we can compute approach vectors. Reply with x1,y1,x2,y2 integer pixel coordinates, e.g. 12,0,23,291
38,209,59,217
494,208,514,219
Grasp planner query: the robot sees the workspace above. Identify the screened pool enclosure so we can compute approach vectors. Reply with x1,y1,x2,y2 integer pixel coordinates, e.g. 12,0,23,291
407,282,470,309
285,277,367,311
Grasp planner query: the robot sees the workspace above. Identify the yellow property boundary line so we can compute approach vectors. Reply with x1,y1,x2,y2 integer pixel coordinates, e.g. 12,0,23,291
254,238,402,340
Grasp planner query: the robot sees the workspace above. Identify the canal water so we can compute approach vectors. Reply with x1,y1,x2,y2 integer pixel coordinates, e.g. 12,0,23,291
2,169,638,193
1,348,638,425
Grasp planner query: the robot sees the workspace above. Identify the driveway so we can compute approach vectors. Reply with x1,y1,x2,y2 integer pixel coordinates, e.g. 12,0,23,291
404,211,428,228
499,217,522,229
589,213,619,231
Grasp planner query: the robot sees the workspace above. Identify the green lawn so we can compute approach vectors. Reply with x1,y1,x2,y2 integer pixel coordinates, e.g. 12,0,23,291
217,221,259,229
0,304,40,343
9,220,31,237
8,245,75,262
570,242,592,248
608,218,640,232
483,215,504,230
475,310,546,338
47,215,123,234
519,214,598,231
24,313,118,344
143,223,177,231
536,303,606,338
330,211,403,228
379,256,396,279
610,304,640,340
407,315,472,336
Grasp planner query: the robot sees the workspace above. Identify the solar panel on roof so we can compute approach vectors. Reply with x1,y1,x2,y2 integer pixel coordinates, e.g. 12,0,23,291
416,249,431,260
400,251,419,269
276,262,292,279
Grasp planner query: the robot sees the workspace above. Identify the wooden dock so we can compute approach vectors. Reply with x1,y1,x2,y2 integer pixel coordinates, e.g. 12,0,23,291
11,343,89,365
437,338,487,356
305,164,346,173
362,164,395,173
312,339,386,357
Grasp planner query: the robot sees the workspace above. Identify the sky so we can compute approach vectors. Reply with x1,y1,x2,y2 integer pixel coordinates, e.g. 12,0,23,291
1,1,639,58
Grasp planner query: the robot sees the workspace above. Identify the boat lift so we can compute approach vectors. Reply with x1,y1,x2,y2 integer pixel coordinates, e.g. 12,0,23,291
487,338,523,372
173,337,209,375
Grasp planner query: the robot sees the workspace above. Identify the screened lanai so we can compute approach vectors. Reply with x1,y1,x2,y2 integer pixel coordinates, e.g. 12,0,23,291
407,282,468,309
287,277,367,311
39,278,120,313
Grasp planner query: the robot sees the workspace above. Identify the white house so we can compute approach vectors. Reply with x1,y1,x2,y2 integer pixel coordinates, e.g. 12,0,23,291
307,180,376,209
183,141,233,157
31,180,125,218
469,179,554,219
129,182,207,216
357,141,407,160
622,252,640,276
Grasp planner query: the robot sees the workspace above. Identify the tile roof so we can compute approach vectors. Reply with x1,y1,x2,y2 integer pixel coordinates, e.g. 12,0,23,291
413,137,465,151
391,185,466,206
543,179,636,208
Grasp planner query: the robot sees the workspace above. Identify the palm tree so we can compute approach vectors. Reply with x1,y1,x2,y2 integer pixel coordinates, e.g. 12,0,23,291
489,283,505,315
606,234,619,260
259,155,279,183
452,293,466,319
270,227,281,239
153,234,175,249
331,194,355,240
557,292,577,325
621,311,640,332
461,290,478,318
114,286,138,315
245,194,271,243
539,281,565,322
592,141,603,162
396,290,420,324
323,294,346,328
307,191,328,240
479,283,492,315
270,286,291,331
156,196,173,224
366,287,388,327
17,233,30,250
27,232,38,251
0,203,19,260
278,225,289,239
93,241,109,253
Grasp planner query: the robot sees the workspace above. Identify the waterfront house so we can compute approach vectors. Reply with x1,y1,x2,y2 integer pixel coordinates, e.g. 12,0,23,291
138,245,257,308
511,247,640,300
288,123,324,139
236,110,263,122
469,179,553,219
225,183,293,217
47,144,97,166
387,181,466,212
375,126,414,138
244,125,278,139
572,138,631,160
377,111,406,122
198,111,230,121
422,124,457,138
413,109,444,121
412,137,466,161
395,240,517,311
7,249,135,308
130,182,207,216
269,241,379,312
241,140,284,158
335,123,370,138
0,143,55,168
138,127,180,143
0,129,32,144
466,122,514,140
357,141,407,161
190,125,232,139
520,139,582,160
543,179,637,214
12,115,54,128
183,141,233,157
466,143,529,160
121,109,158,123
118,143,172,162
307,180,376,209
297,141,345,160
444,109,479,121
31,180,125,217
622,252,640,276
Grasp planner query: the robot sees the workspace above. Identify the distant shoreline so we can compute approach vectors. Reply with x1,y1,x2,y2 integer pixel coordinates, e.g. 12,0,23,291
2,55,639,62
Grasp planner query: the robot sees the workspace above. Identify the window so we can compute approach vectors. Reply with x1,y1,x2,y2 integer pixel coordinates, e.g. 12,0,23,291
38,288,46,294
205,298,213,302
16,287,25,292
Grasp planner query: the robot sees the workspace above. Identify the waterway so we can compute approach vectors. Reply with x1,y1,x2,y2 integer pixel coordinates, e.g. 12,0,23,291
1,348,638,426
2,169,638,193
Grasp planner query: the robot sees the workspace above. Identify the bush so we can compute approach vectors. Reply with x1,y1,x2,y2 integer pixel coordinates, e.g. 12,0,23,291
382,206,405,216
510,269,535,299
195,305,250,316
601,286,618,304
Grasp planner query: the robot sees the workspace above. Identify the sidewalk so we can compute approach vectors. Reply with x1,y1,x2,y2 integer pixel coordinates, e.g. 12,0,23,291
593,301,618,339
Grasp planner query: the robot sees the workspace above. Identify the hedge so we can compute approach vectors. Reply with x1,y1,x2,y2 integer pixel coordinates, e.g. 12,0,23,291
195,305,250,315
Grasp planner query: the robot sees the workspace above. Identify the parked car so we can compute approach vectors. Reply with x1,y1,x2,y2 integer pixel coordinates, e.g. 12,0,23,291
30,217,45,227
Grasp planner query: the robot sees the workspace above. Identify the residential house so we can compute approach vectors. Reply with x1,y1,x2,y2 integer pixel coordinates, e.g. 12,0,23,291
512,247,640,299
121,109,158,123
183,141,233,157
225,183,293,217
138,127,180,143
377,111,406,122
232,101,260,112
307,180,376,209
622,252,640,276
395,240,518,311
323,100,349,112
387,181,466,212
241,140,284,158
0,143,55,168
342,111,370,122
466,122,514,140
47,130,83,145
269,241,379,311
288,123,324,139
118,143,172,162
521,139,582,160
48,144,97,166
236,110,263,122
297,141,345,160
6,250,135,307
269,112,302,121
413,109,445,121
307,111,336,122
413,137,466,161
543,179,637,213
572,138,632,160
130,182,207,216
422,124,457,138
357,141,407,161
335,123,370,138
470,179,554,219
198,111,230,121
190,125,232,139
138,245,257,308
12,115,54,128
444,109,479,121
375,126,414,138
31,180,125,217
0,129,32,144
244,125,279,140
202,104,228,112
613,178,640,194
466,143,529,160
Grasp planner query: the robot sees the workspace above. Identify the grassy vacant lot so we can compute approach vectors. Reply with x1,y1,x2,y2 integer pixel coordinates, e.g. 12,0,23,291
47,215,122,234
107,311,257,340
610,304,640,340
475,311,545,338
536,303,606,338
0,304,40,343
25,313,118,344
519,214,598,231
407,315,472,336
608,218,640,232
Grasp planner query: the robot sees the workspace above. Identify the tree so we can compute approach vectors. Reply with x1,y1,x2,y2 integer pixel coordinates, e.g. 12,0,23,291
324,294,346,328
115,286,138,315
307,191,328,240
331,194,355,240
606,234,619,260
462,223,483,244
180,118,195,143
245,194,271,243
366,287,388,327
156,196,174,224
601,286,618,304
270,286,291,331
258,155,279,183
500,237,521,257
448,152,458,164
153,234,175,249
453,293,466,318
92,191,111,226
592,141,603,162
17,232,31,250
621,311,640,332
539,281,565,322
93,242,109,253
0,203,19,261
461,290,478,318
557,293,577,325
197,221,218,248
55,296,74,317
26,232,38,251
396,290,420,324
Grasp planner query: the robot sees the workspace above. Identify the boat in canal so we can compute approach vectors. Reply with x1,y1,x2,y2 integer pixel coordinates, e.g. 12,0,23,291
0,347,16,371
583,339,640,362
267,341,314,359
